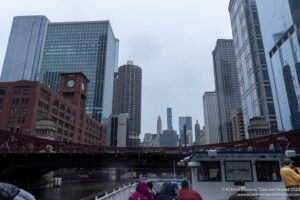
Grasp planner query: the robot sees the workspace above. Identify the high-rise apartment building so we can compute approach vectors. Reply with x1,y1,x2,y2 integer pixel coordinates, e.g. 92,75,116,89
157,115,162,134
1,16,49,82
213,39,241,143
113,61,142,146
229,0,278,137
203,92,220,144
256,0,300,131
167,107,173,130
231,108,245,141
39,19,118,123
178,116,193,146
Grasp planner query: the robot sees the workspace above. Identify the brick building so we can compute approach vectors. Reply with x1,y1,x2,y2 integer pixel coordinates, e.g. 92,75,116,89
0,73,106,146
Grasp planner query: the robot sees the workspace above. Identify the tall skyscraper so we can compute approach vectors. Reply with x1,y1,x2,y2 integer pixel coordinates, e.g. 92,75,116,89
113,61,142,147
1,16,49,82
256,0,300,131
203,92,220,144
157,115,162,134
194,120,201,144
167,107,173,130
178,117,193,146
39,19,118,123
213,39,241,143
229,0,278,137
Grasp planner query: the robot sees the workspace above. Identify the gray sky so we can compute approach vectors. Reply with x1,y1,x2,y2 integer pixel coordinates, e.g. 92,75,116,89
0,0,232,140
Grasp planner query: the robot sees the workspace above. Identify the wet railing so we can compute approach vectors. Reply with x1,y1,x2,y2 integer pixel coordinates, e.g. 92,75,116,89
80,181,139,200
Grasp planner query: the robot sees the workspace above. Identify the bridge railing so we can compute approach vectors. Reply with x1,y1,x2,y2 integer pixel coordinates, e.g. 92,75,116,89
1,129,300,154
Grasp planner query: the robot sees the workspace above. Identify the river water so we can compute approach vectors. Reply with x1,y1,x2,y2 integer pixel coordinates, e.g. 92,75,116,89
23,180,134,200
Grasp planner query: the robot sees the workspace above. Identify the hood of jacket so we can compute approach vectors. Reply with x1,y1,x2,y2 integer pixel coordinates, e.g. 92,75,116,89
162,183,177,196
136,181,149,196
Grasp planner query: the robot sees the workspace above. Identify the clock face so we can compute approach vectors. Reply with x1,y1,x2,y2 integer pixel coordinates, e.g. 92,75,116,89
81,83,85,90
67,80,75,88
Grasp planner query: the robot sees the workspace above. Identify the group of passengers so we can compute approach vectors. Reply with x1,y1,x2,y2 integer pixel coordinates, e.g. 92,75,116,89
129,180,203,200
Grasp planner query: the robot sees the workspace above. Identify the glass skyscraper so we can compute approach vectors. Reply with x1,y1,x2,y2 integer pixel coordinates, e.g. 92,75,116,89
203,91,220,144
40,20,118,123
178,116,193,146
228,0,278,137
256,0,300,131
167,107,173,130
1,16,49,82
213,39,241,143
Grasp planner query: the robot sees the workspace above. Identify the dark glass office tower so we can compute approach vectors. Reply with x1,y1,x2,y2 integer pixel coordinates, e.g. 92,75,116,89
1,16,49,82
213,39,241,143
256,0,300,131
229,0,278,136
40,20,118,123
283,65,300,129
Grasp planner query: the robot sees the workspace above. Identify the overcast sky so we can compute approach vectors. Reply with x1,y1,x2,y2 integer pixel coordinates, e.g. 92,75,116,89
0,0,232,140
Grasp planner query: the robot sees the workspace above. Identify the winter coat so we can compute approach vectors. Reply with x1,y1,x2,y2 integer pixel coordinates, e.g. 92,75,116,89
155,184,178,200
129,181,154,200
0,183,20,200
178,187,203,200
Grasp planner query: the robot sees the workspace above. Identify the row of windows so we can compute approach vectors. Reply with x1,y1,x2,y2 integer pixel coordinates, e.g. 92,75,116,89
13,88,30,96
52,108,75,123
197,161,280,182
10,107,27,114
40,89,51,102
37,110,48,118
53,100,76,116
12,98,28,105
38,101,49,110
8,117,25,124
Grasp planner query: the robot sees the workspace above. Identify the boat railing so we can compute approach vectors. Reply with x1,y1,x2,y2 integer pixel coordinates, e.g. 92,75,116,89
80,180,139,200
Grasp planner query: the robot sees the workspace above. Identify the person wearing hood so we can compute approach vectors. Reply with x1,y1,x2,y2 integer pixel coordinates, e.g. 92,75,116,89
155,183,179,200
129,181,154,200
0,182,36,200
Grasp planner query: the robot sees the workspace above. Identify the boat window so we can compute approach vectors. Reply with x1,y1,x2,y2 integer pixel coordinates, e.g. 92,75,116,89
225,161,253,182
198,161,221,182
256,161,281,182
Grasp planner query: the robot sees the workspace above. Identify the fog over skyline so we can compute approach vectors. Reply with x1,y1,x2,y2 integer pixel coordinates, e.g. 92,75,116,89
0,0,232,140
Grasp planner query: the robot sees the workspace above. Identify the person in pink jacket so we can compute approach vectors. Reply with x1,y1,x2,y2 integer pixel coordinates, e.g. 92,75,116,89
129,181,154,200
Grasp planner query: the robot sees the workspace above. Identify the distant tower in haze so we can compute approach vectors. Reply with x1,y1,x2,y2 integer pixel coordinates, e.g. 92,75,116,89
167,108,173,130
157,116,162,135
195,120,201,143
178,116,193,146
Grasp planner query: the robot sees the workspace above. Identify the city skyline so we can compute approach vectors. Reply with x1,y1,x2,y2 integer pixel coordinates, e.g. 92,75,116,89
0,0,233,139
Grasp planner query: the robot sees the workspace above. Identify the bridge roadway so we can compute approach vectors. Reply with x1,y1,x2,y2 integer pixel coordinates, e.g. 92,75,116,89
0,129,300,179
